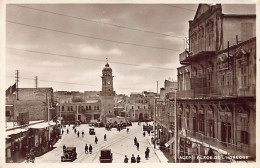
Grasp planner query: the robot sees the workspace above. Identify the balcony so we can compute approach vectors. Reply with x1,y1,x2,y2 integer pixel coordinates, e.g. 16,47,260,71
173,85,255,99
186,130,253,157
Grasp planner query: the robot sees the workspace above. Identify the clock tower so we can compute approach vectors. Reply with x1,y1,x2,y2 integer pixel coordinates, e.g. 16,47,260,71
100,59,115,122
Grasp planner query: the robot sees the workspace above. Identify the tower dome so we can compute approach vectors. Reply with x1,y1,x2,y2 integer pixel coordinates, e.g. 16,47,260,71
102,59,112,75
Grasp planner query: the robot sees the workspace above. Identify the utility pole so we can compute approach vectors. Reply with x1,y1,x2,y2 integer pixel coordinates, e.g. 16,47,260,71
153,98,156,149
174,90,178,163
35,76,38,88
47,97,50,125
15,70,19,100
228,41,230,70
134,102,136,122
76,105,78,121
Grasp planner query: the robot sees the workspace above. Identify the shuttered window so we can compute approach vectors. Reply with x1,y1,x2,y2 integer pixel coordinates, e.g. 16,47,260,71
241,23,253,42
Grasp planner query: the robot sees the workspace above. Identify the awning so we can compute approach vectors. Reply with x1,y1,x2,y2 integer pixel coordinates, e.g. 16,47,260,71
165,137,175,147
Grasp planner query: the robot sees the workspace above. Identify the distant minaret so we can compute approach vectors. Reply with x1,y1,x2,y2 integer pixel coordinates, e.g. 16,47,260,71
100,58,115,122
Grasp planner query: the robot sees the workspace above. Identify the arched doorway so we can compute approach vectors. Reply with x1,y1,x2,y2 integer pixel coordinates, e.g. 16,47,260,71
144,113,149,121
139,113,143,121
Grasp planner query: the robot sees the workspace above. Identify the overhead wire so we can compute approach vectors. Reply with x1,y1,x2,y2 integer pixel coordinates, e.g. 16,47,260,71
6,20,181,52
6,47,177,71
11,4,186,39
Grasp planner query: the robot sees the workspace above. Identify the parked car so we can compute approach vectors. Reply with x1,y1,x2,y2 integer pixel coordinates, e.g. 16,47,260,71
99,149,113,163
61,147,77,162
89,128,95,135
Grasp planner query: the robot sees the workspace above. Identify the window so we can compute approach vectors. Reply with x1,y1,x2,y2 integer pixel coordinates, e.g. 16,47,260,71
89,106,91,110
62,106,64,111
241,63,247,87
226,73,232,86
208,120,215,138
198,114,205,133
193,117,197,132
241,131,248,144
220,75,225,86
6,111,10,117
86,106,88,110
132,106,134,110
144,106,146,109
241,23,253,41
208,72,212,87
97,106,99,110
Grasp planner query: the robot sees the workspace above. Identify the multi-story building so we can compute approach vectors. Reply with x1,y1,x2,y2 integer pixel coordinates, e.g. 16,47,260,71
56,100,101,123
6,87,55,123
174,4,256,162
156,4,256,163
125,92,157,122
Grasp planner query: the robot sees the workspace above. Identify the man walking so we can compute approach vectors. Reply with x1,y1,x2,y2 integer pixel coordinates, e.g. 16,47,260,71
77,131,80,137
82,131,84,137
143,132,146,137
134,137,137,145
85,144,88,154
95,136,98,144
89,144,93,154
136,142,139,151
104,134,107,141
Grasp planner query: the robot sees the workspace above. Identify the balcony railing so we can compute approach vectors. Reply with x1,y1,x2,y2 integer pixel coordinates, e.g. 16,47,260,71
186,130,253,156
168,85,255,99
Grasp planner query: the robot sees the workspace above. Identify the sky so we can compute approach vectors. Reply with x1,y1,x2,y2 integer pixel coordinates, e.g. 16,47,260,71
5,3,256,95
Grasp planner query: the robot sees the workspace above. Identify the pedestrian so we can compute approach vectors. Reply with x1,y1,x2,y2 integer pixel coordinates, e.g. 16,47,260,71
143,132,146,137
67,129,69,134
151,137,154,144
145,150,148,160
77,131,80,137
82,131,84,137
89,144,92,154
124,155,129,163
85,144,88,154
95,136,98,144
63,145,66,151
148,130,150,136
74,128,76,134
62,129,64,135
147,147,150,158
130,154,136,163
136,155,141,163
127,128,129,133
104,134,107,141
136,142,139,151
134,137,137,145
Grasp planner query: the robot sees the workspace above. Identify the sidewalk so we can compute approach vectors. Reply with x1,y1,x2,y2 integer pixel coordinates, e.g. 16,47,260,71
145,133,168,163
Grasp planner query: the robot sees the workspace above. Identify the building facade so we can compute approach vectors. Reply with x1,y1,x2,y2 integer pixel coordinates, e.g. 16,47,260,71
6,88,55,123
155,4,256,162
176,4,256,162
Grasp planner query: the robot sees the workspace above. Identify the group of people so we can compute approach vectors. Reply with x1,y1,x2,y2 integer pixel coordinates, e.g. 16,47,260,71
124,154,141,163
84,144,93,154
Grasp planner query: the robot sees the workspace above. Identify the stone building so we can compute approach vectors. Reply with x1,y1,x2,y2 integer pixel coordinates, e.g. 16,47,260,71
125,92,156,122
5,88,55,123
175,4,256,162
57,100,101,123
100,61,116,122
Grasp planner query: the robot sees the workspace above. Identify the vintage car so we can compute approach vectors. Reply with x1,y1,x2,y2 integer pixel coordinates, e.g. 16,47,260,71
89,128,95,135
61,147,77,162
99,149,113,163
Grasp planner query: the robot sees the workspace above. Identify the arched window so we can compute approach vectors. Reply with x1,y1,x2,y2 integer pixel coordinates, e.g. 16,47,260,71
89,106,91,110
